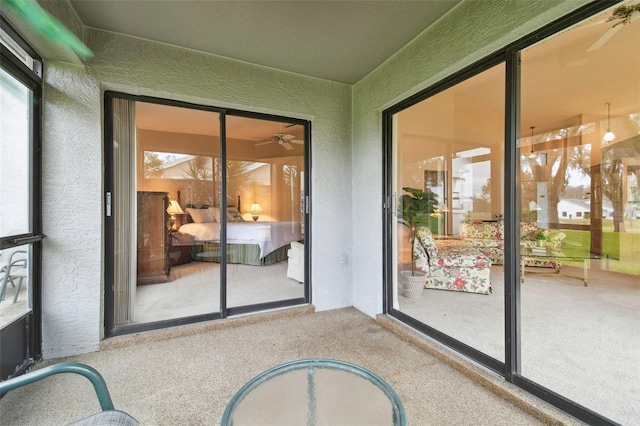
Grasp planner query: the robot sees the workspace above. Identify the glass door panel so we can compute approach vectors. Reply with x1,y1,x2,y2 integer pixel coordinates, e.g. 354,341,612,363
0,69,32,312
109,100,223,326
392,63,506,362
0,68,31,238
135,103,222,323
225,116,305,308
518,3,640,423
0,52,39,378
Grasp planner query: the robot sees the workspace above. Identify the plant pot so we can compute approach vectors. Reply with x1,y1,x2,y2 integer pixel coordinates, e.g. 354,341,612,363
400,270,426,298
537,239,545,247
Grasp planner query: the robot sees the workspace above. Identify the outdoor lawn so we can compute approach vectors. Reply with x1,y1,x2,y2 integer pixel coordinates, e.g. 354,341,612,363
557,219,640,276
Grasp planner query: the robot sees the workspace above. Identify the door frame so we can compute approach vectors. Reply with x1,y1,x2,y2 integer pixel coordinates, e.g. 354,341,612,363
381,2,623,425
0,17,44,380
104,92,311,336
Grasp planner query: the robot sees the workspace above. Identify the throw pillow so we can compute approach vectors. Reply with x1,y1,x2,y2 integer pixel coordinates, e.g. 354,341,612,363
227,207,245,222
186,207,216,223
209,207,221,223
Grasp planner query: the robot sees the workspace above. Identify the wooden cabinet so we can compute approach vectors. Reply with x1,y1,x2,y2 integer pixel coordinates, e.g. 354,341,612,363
137,191,170,285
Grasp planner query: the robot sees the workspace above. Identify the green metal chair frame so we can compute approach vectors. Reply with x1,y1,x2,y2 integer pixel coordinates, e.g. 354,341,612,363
0,362,138,425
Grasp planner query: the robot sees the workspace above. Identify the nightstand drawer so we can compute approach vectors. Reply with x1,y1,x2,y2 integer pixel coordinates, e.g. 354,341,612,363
169,245,192,266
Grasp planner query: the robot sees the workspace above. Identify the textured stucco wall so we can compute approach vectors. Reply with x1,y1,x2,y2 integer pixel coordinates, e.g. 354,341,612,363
41,24,352,358
351,0,589,317
42,61,103,357
37,0,592,358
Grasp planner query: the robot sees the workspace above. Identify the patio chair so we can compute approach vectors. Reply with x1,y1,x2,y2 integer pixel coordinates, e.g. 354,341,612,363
0,250,27,303
0,362,138,425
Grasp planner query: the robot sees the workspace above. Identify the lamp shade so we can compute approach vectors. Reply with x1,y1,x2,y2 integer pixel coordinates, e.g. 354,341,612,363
250,203,263,213
166,200,185,215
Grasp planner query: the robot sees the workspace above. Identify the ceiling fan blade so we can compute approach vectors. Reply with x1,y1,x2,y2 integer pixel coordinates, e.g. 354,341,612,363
587,24,623,51
281,142,294,151
255,140,273,146
280,134,304,144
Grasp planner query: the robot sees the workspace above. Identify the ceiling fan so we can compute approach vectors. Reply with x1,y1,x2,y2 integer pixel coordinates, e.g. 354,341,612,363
255,133,303,151
587,3,640,51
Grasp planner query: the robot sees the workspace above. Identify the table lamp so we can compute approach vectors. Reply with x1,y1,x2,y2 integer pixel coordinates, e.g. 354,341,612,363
250,203,263,221
166,199,185,230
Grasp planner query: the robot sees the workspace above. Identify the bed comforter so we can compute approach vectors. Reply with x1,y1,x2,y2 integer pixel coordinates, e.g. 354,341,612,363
178,221,303,259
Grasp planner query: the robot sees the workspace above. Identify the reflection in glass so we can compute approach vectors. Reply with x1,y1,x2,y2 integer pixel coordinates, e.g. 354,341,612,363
0,245,31,328
225,116,305,308
392,63,506,362
112,100,307,326
518,3,640,423
131,102,222,323
0,68,31,238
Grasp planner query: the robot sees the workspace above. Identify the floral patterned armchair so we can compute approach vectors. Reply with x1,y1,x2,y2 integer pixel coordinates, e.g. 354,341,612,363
413,227,492,295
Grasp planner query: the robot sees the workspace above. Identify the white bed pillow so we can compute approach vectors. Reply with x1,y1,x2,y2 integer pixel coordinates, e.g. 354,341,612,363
187,207,216,223
209,207,221,223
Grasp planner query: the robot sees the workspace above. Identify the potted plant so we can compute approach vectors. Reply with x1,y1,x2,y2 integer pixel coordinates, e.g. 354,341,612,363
398,187,438,297
533,229,549,247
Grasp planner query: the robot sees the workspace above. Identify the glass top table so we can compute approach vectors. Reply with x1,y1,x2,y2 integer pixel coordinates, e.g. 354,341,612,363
221,358,406,426
520,247,601,286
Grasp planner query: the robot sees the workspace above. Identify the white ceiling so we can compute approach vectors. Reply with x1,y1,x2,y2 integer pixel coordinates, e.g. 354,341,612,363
69,0,460,85
55,1,638,147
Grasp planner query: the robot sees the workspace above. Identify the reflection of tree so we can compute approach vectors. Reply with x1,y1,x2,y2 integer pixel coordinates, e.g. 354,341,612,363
471,177,491,215
184,157,251,207
144,152,164,178
562,184,590,199
602,153,624,232
226,161,251,206
602,139,640,232
520,142,590,224
283,164,299,220
184,156,212,207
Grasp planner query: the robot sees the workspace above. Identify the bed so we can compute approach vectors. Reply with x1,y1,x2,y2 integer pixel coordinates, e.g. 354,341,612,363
178,221,303,266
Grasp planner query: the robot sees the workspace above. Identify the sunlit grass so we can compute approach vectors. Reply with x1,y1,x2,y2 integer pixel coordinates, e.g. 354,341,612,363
559,225,640,276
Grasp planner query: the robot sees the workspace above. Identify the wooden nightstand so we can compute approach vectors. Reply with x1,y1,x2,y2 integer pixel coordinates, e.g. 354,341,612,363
168,232,194,266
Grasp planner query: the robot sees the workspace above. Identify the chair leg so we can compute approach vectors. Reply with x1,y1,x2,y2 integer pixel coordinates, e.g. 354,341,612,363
12,277,24,303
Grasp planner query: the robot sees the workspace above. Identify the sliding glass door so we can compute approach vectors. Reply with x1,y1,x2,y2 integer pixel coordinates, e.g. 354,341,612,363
384,2,639,424
105,94,309,335
389,63,506,366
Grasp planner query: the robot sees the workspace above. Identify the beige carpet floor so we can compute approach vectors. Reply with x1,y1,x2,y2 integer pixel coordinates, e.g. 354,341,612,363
134,261,303,323
0,307,579,426
398,262,639,425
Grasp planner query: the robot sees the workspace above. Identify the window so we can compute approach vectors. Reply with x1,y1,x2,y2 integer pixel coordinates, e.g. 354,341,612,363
0,17,43,379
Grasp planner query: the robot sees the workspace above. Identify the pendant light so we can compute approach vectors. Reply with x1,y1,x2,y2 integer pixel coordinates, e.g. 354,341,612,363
603,102,615,142
528,126,537,159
